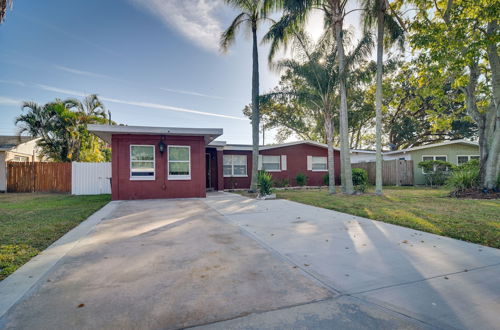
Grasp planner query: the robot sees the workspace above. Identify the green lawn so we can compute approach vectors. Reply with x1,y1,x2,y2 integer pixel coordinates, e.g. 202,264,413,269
261,187,499,248
0,193,111,280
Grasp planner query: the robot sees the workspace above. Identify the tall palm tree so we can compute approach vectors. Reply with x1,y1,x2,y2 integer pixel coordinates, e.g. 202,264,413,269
361,0,404,195
0,0,12,24
265,0,356,194
220,0,271,192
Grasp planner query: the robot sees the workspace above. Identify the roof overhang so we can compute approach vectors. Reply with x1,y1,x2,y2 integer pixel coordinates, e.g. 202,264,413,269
88,124,223,144
383,139,479,155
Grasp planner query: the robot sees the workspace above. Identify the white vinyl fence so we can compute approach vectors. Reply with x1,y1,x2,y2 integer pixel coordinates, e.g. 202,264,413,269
72,162,111,195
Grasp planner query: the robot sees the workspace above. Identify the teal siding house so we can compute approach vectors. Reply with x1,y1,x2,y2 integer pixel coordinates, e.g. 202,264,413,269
383,140,479,185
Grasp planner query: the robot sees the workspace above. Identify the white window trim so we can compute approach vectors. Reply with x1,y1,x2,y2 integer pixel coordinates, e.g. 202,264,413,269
223,154,248,177
457,155,480,164
168,145,191,180
311,156,328,172
421,155,448,174
130,144,155,181
262,155,281,172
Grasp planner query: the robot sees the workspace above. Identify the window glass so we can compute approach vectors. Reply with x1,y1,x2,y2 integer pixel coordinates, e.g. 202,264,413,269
262,155,280,171
435,156,447,162
223,155,247,177
457,156,469,164
168,146,190,179
130,145,155,179
422,156,434,162
470,156,480,160
312,156,327,170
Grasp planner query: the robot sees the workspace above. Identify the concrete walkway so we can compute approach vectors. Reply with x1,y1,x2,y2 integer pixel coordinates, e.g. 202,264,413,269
203,192,500,330
0,196,426,330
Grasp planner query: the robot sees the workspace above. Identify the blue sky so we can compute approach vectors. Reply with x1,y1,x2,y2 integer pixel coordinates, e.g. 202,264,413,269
0,0,360,144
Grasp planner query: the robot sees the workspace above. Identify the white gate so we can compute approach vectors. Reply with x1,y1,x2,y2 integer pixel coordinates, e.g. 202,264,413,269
71,162,111,195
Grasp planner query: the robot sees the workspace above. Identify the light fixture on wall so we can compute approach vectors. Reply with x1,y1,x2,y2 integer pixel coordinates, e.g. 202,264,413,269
158,137,166,154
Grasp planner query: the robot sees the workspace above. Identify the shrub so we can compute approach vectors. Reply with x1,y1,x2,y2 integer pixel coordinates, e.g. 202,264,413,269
352,168,368,192
447,160,480,193
273,178,290,188
295,172,308,186
323,173,329,186
258,171,273,196
418,160,454,187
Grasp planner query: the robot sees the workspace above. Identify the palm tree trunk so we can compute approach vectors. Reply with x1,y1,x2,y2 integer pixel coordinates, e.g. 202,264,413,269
333,11,354,194
249,25,260,192
325,111,336,194
375,5,385,195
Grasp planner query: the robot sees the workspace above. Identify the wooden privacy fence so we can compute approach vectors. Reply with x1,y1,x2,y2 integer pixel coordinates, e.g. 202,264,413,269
7,162,71,193
352,159,414,186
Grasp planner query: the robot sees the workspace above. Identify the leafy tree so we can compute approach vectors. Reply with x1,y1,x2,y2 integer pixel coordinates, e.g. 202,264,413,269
0,0,12,23
220,0,272,192
360,0,405,195
405,0,499,190
265,0,359,194
16,95,111,162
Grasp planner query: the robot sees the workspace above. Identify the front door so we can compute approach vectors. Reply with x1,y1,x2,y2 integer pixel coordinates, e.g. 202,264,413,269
205,153,213,191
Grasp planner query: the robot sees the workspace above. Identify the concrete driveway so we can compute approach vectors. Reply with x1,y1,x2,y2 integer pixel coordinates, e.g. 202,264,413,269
1,192,498,329
204,193,500,330
0,194,426,330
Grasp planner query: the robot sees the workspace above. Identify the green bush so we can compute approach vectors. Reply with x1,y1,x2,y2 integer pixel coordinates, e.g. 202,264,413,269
295,172,308,186
258,171,273,196
273,178,290,188
447,159,480,193
352,168,368,192
323,173,329,186
418,160,454,187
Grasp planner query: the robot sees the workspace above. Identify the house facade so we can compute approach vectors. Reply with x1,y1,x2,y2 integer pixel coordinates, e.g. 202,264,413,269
88,125,340,200
383,140,480,185
0,136,42,192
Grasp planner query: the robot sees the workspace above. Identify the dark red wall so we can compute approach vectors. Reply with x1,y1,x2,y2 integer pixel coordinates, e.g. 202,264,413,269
223,150,253,189
111,134,206,200
260,144,341,186
222,144,340,189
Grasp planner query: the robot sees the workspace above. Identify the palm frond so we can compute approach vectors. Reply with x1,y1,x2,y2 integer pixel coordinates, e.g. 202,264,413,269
220,12,249,52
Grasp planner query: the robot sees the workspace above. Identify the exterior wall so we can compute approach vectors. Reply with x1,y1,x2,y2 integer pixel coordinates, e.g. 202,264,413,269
350,152,376,163
223,150,253,189
260,144,340,186
111,134,206,200
410,144,479,185
5,139,42,161
0,152,6,192
223,144,340,189
383,153,412,161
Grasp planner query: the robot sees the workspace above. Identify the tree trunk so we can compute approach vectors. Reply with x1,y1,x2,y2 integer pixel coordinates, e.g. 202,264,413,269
375,3,385,195
325,112,336,194
249,26,260,192
333,8,354,194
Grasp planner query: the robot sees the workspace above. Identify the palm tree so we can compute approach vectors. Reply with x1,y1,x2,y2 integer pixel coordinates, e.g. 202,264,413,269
0,0,12,24
360,0,404,195
265,0,357,194
220,0,271,192
264,30,373,194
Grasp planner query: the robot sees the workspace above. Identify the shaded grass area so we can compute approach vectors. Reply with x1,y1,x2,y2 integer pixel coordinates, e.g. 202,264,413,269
243,187,500,248
0,193,110,280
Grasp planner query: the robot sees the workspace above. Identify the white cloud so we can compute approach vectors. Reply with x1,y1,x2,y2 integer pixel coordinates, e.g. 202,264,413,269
0,96,22,105
129,0,224,52
54,65,114,80
36,84,246,121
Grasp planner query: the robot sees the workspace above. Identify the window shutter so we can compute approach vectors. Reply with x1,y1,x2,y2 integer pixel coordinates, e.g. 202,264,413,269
307,156,312,171
281,155,287,171
258,155,263,170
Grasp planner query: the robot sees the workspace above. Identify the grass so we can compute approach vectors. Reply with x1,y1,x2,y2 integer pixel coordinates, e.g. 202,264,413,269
0,193,111,280
238,186,500,248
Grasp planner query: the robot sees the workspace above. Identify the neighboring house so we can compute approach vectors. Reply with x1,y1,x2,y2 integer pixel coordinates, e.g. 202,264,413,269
383,140,479,185
350,150,376,163
0,136,42,192
88,125,341,200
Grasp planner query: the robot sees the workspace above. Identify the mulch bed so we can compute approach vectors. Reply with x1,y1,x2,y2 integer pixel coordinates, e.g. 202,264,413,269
450,188,500,199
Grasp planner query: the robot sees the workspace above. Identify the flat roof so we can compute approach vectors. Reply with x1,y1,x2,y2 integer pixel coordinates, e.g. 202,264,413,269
88,124,223,144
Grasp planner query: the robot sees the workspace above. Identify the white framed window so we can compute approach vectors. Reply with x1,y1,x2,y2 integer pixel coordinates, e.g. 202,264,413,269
12,155,29,162
421,155,448,174
130,145,155,180
262,155,281,171
311,156,327,171
168,145,191,180
223,155,247,177
457,155,480,165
